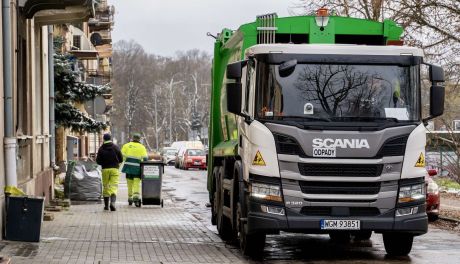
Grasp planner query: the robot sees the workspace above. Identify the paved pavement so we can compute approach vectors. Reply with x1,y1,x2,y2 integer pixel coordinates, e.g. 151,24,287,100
0,173,245,264
2,167,460,263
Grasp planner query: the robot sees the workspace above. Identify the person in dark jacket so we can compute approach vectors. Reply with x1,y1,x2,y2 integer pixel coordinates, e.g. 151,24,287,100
96,133,123,211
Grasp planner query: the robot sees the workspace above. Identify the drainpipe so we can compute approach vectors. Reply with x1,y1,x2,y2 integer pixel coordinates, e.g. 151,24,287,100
3,0,17,188
48,25,57,169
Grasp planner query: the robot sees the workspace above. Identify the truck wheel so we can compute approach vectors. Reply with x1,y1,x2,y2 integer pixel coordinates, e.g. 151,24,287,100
354,231,372,240
216,167,232,240
237,202,265,257
428,214,439,222
383,233,414,256
329,232,351,242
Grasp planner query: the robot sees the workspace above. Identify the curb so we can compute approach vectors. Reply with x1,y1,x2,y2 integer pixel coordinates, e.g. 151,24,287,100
439,215,460,224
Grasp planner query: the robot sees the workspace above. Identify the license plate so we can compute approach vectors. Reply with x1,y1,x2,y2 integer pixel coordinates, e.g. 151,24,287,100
194,161,201,165
320,219,360,230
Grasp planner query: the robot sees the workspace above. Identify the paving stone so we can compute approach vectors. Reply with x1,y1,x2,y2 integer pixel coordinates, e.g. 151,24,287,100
0,177,245,263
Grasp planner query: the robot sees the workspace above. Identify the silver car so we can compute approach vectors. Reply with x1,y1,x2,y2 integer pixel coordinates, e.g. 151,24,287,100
161,147,178,166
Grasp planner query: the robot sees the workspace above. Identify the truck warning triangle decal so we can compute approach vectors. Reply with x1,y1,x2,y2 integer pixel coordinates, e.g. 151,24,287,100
415,152,425,167
253,151,266,166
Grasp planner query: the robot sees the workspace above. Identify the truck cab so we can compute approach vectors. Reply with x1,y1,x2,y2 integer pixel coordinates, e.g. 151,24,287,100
208,11,445,257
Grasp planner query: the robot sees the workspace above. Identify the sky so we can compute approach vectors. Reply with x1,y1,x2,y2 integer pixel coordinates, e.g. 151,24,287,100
109,0,296,56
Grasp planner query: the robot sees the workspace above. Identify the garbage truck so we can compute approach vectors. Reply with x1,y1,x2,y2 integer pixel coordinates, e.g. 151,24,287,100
207,9,445,257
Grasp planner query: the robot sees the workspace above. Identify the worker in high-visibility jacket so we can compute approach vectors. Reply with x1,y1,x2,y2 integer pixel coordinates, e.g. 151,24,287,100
121,133,148,206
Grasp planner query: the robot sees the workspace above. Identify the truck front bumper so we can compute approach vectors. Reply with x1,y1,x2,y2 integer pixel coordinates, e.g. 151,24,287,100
247,200,428,235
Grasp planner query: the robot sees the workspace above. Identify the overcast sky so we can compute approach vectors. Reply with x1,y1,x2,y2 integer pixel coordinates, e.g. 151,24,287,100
109,0,296,56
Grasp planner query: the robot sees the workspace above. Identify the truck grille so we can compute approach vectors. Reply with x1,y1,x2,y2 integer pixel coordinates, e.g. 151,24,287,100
376,135,409,157
273,133,408,158
300,206,380,217
298,163,383,177
299,181,381,195
274,133,306,156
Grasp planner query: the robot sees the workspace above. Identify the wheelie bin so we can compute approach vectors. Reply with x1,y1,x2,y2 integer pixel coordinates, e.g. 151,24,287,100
139,161,164,207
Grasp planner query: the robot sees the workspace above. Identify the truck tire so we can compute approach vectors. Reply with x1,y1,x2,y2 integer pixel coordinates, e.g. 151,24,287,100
215,166,233,240
428,214,439,222
383,233,414,256
329,232,351,242
237,202,265,257
353,231,372,240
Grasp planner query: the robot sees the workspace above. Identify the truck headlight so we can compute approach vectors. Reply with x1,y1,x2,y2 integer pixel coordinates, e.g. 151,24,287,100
427,181,439,195
398,183,425,204
250,182,283,202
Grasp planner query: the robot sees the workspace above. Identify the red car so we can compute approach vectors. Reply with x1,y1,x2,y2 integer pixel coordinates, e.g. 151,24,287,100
182,149,207,170
426,169,440,221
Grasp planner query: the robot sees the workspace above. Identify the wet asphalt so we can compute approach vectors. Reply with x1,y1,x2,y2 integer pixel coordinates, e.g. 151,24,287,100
162,166,460,264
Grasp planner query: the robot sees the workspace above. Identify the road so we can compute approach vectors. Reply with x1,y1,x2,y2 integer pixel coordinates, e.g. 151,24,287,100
163,166,460,264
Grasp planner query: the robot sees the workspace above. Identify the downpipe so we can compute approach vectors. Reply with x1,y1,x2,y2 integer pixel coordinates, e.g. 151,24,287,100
48,25,58,170
3,0,18,189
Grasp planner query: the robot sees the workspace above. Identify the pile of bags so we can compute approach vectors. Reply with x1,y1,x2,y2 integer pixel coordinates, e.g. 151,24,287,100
64,161,102,201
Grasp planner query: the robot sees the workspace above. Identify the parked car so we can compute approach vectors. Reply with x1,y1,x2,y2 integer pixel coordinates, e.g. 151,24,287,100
161,147,178,165
182,148,207,170
426,169,440,221
171,140,204,152
172,141,205,169
175,146,187,169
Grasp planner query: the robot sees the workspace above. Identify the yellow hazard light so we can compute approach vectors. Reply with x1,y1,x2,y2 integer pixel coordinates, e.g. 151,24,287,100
315,8,330,28
316,8,329,17
387,40,404,46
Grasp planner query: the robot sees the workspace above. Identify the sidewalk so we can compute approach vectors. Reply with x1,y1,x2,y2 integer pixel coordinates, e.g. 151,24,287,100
0,176,244,264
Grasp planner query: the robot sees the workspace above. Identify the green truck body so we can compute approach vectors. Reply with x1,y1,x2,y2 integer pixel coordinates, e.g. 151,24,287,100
208,15,403,191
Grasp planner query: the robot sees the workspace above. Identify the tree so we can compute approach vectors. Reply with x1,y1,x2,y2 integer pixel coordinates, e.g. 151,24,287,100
54,54,110,132
111,41,211,147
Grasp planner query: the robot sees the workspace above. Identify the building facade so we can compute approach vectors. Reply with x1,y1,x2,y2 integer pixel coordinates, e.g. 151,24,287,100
0,0,99,236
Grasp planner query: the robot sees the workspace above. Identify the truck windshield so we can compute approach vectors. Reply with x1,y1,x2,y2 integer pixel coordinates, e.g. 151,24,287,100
255,61,419,123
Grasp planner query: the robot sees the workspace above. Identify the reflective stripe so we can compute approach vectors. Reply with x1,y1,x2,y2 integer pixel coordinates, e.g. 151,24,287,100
126,155,142,160
124,162,140,167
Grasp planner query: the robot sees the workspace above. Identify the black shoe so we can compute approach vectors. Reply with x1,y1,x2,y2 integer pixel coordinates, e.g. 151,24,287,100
128,198,133,206
103,197,109,211
110,195,116,211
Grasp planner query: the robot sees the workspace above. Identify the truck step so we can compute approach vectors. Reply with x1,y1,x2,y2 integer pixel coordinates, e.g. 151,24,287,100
223,179,233,190
223,206,232,218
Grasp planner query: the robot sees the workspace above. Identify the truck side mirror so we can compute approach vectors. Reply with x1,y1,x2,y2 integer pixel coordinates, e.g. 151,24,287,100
429,85,445,118
429,64,444,83
423,64,445,122
227,83,242,115
227,61,246,79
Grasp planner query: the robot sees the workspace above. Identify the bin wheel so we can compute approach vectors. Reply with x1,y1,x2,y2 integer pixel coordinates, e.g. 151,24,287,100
161,199,164,208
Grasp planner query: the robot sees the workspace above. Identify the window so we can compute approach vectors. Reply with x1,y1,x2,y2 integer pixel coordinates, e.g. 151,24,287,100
255,61,419,122
244,60,255,112
73,35,81,50
187,149,205,156
454,120,460,131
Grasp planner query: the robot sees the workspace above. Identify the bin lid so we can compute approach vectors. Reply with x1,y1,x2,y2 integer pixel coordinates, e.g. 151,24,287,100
141,161,164,165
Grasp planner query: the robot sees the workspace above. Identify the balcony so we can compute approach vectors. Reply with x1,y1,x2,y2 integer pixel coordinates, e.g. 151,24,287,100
87,68,112,78
90,31,112,46
88,4,114,32
22,0,96,25
88,17,113,31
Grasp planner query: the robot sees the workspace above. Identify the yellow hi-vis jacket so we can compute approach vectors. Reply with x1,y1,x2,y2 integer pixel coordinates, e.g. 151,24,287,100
121,141,148,175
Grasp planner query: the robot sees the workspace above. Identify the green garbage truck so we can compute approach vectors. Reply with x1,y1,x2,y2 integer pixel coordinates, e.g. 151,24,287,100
207,9,445,257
